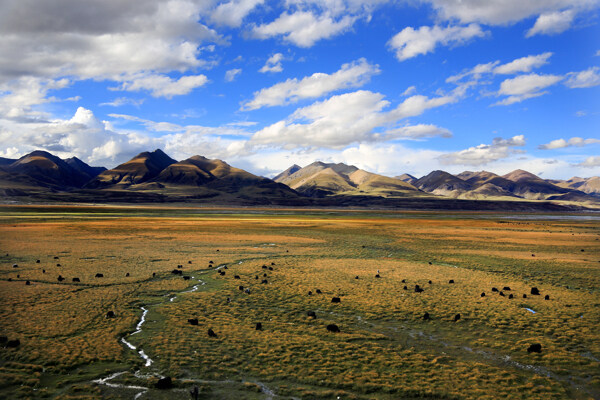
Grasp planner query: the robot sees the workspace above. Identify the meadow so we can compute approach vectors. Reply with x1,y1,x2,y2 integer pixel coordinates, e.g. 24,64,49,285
0,205,599,399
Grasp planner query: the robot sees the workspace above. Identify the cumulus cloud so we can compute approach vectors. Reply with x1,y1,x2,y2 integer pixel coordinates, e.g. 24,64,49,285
251,10,356,47
243,58,380,110
493,52,553,74
564,67,600,88
439,135,526,166
384,124,452,139
388,24,486,61
210,0,264,27
0,105,257,167
423,0,593,25
251,90,455,148
0,0,221,84
526,9,576,37
495,73,563,105
0,106,157,165
447,52,553,84
111,74,209,99
577,156,600,167
259,53,284,73
225,68,242,82
109,113,252,137
0,77,71,122
539,137,600,149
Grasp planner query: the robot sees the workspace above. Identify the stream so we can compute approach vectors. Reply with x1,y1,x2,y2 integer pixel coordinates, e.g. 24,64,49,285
92,261,597,399
92,266,283,399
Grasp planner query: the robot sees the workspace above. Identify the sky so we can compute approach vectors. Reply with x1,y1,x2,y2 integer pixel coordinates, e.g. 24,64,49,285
0,0,599,180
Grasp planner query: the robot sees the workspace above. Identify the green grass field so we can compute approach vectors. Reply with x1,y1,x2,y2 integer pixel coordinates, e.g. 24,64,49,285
0,205,598,399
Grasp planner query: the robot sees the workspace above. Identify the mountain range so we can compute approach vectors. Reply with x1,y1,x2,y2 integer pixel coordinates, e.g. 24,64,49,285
0,149,598,210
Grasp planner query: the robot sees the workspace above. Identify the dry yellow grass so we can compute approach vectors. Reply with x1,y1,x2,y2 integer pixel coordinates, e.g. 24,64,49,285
0,206,598,399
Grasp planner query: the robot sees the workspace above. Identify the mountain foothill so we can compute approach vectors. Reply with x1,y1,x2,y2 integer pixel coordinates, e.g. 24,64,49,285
0,149,598,209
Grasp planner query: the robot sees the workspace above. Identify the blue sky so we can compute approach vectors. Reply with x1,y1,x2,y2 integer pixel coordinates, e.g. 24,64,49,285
0,0,599,179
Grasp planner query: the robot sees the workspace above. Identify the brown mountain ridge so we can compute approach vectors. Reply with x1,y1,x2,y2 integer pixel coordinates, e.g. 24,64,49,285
0,149,598,208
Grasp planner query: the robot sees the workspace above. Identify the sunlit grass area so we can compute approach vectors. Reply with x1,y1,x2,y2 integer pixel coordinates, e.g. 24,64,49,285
0,206,598,399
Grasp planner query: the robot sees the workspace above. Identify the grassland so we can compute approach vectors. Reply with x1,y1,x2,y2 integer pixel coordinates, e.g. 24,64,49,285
0,205,599,399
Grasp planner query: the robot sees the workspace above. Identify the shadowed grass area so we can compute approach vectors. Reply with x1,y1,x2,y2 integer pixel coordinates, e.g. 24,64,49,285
0,206,598,399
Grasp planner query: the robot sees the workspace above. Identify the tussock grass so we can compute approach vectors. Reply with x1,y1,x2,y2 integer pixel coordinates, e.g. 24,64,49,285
0,207,598,399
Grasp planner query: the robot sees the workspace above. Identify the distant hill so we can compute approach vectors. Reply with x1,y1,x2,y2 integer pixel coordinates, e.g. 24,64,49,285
150,155,300,200
549,176,600,196
4,150,100,189
0,157,17,166
499,169,574,200
275,161,420,198
85,149,176,188
65,157,106,181
0,149,597,209
411,168,598,203
395,173,418,185
273,164,301,182
414,170,472,197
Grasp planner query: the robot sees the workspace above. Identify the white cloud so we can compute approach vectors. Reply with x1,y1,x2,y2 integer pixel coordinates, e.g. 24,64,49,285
447,62,499,84
0,77,71,122
402,86,417,96
493,52,553,74
240,142,446,179
0,0,221,84
259,53,284,73
243,58,380,110
109,113,252,137
210,0,264,27
448,52,553,85
439,135,526,166
539,137,600,149
251,90,455,148
565,67,600,88
526,9,576,37
99,97,145,107
0,106,158,165
384,124,452,139
227,121,258,127
251,10,356,47
424,0,593,25
577,156,600,167
495,73,563,105
388,24,486,61
225,68,242,82
112,74,209,99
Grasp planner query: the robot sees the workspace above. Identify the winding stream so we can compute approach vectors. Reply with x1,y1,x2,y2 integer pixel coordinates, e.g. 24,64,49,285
93,261,597,399
93,267,282,399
